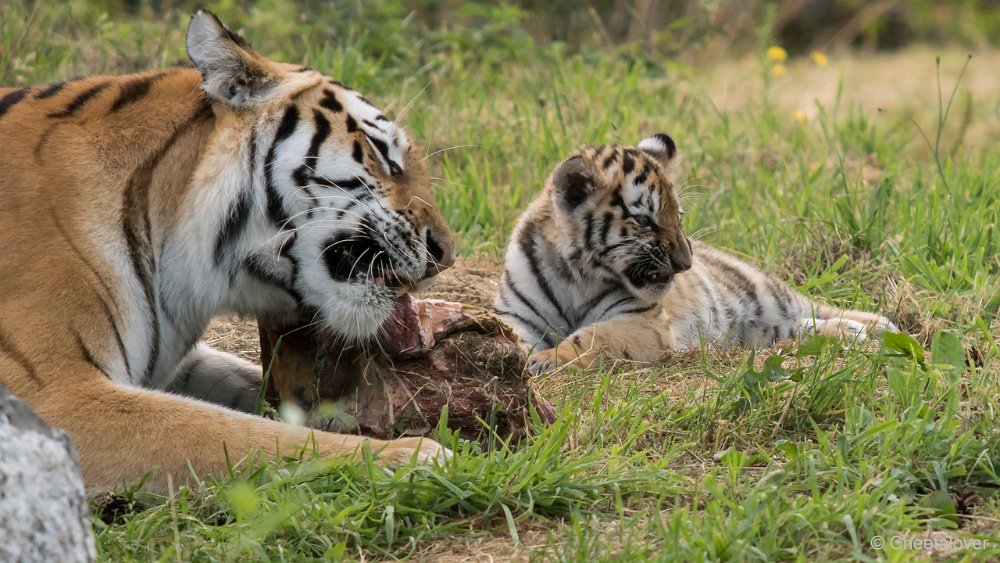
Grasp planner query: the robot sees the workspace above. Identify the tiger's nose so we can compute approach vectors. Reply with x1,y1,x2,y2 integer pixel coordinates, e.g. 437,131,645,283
669,237,693,272
424,229,456,278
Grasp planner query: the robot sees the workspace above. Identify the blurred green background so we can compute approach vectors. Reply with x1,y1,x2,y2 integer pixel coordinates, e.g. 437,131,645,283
5,0,1000,85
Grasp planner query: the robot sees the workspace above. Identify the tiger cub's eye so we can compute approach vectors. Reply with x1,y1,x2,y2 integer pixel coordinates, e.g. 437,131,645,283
633,215,655,229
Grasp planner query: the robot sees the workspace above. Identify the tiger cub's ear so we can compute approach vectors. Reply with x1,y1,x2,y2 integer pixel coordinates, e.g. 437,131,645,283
186,10,276,107
551,156,598,212
637,133,678,168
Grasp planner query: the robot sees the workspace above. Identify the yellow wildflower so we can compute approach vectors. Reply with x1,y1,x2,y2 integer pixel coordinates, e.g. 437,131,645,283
810,51,828,67
791,110,808,124
766,46,788,62
770,64,786,77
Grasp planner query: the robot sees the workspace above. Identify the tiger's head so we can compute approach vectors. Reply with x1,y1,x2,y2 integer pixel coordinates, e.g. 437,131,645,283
185,11,455,340
547,134,692,302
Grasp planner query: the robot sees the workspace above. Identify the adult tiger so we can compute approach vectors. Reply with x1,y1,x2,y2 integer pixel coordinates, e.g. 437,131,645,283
0,11,456,493
495,134,897,373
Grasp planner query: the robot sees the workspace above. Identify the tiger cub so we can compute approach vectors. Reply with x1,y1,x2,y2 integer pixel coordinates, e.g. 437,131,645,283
0,11,455,493
495,134,896,373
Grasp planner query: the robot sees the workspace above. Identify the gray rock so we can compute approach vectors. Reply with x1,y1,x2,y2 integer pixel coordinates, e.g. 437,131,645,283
0,384,96,562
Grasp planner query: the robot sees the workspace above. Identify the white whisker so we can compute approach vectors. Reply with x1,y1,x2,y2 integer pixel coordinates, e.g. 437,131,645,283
393,79,433,129
424,144,480,161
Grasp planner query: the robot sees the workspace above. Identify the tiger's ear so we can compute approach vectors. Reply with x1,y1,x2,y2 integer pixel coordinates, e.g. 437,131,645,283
186,10,276,107
551,156,597,212
637,133,678,168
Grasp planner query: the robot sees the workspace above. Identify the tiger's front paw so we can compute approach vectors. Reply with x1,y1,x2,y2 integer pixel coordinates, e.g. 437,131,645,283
526,346,583,375
376,437,452,467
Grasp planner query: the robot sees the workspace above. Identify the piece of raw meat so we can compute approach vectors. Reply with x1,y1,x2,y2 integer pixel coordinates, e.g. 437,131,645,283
258,296,554,443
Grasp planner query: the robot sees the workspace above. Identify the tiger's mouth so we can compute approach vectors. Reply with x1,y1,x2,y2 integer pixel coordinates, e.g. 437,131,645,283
644,271,674,285
323,237,408,288
625,262,674,288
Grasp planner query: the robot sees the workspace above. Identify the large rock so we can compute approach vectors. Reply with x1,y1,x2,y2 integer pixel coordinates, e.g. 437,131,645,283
0,384,96,562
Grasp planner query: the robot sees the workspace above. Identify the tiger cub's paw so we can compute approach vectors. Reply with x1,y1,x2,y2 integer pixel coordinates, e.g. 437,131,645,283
868,316,898,334
526,346,582,375
803,318,870,341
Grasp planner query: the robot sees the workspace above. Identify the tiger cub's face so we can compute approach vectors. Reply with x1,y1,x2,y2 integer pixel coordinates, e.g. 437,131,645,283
548,134,693,302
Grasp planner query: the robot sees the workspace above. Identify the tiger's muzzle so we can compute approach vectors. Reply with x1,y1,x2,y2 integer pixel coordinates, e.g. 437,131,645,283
625,236,693,288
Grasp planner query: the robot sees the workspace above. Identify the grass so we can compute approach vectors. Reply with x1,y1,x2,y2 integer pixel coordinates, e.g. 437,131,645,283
5,1,1000,560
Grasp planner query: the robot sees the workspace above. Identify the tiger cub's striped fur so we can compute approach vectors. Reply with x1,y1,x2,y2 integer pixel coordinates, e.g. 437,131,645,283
496,134,896,373
0,11,455,493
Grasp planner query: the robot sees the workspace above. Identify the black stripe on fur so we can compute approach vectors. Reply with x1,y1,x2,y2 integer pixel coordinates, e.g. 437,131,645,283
502,268,556,335
0,88,29,119
494,307,555,348
517,221,571,327
264,105,300,228
74,330,111,379
98,297,132,377
707,257,763,319
599,211,614,243
764,275,794,320
35,82,66,99
366,134,401,175
0,326,40,383
215,130,258,269
616,304,655,316
122,102,213,384
306,109,332,167
48,81,111,118
48,206,132,377
583,211,596,250
594,296,634,320
214,185,253,266
320,89,343,112
244,254,302,305
110,73,164,112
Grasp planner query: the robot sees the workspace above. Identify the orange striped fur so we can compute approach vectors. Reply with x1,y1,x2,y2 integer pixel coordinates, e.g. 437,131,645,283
0,11,456,492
